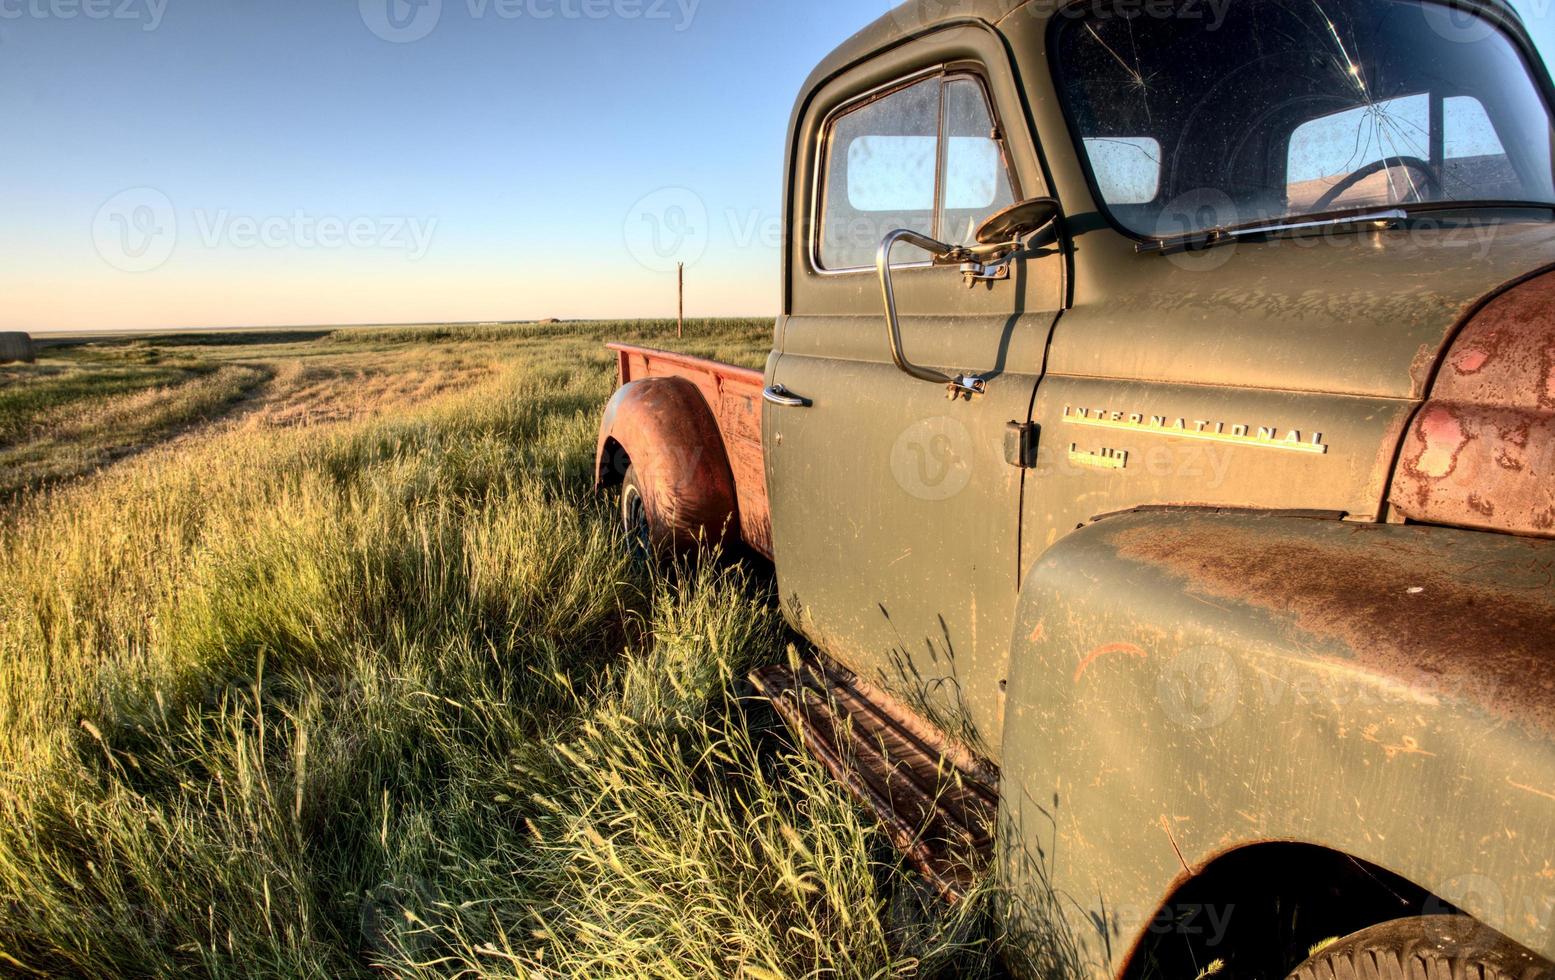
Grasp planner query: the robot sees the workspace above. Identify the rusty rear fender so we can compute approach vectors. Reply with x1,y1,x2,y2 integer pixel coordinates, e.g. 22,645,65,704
998,510,1555,977
594,376,741,552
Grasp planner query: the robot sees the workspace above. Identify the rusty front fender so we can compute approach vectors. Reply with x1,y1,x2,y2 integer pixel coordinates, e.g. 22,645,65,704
998,510,1555,978
595,376,741,553
1391,268,1555,538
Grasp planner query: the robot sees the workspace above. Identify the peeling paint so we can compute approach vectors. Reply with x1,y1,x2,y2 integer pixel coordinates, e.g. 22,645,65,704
1073,642,1149,683
1392,271,1555,538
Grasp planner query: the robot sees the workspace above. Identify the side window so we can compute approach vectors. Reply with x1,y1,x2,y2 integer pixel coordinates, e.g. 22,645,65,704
940,78,1016,246
817,73,1015,271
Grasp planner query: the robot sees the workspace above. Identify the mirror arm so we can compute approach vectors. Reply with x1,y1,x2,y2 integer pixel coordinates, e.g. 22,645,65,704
876,229,987,398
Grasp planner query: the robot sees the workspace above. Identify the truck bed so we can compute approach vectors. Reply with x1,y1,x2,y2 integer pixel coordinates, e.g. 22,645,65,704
608,343,772,558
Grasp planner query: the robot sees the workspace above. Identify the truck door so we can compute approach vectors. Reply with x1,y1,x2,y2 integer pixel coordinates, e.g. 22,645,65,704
764,33,1066,759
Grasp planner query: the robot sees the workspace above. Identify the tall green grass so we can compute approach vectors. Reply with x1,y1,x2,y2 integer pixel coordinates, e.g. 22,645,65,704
0,323,1008,977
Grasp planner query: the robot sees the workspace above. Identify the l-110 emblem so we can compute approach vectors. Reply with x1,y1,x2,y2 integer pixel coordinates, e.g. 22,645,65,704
1069,444,1129,470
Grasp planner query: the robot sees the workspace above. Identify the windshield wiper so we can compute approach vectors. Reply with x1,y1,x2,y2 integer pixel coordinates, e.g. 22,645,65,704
1137,209,1409,255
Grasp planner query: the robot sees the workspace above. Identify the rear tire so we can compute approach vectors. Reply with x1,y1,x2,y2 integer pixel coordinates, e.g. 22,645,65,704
1285,916,1554,980
620,463,653,559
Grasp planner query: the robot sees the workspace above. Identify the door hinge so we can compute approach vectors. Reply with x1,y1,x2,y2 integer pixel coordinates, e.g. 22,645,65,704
1005,421,1040,469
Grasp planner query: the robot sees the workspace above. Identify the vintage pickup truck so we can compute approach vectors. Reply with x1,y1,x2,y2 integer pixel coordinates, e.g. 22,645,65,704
596,0,1555,976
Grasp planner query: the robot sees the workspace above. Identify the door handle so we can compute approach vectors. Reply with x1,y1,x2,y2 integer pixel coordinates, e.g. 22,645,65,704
763,384,810,408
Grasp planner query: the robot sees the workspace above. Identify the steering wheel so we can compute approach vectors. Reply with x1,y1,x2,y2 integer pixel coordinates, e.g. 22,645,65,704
1311,155,1443,213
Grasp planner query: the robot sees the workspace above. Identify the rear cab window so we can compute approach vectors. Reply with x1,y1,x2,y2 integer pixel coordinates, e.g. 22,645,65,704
1288,94,1522,210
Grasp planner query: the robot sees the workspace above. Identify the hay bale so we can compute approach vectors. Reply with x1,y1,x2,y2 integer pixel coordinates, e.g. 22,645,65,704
0,332,33,364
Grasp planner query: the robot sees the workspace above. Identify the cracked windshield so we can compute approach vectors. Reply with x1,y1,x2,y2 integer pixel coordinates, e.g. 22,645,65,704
1055,0,1555,239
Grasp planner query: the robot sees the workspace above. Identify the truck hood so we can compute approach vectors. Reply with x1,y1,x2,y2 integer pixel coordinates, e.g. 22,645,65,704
1067,216,1555,402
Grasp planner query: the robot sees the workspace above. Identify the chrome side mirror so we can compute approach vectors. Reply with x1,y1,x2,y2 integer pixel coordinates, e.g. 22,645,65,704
875,198,1061,400
958,197,1063,284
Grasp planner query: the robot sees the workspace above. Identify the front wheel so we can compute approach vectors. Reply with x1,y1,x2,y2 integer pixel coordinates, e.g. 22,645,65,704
1286,916,1553,980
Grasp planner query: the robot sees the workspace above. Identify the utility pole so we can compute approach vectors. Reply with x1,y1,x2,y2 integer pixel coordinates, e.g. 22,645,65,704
677,263,685,339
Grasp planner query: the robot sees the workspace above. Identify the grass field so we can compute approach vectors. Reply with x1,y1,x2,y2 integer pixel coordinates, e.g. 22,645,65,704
0,321,1021,978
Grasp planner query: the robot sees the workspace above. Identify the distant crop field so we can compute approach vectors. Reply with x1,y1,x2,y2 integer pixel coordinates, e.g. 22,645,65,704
0,321,1012,977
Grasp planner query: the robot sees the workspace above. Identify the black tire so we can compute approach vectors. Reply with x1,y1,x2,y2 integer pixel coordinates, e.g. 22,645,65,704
1286,916,1554,980
620,463,653,559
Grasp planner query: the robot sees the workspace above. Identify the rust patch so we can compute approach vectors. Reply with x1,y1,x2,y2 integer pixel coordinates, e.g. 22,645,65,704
1110,516,1555,736
1393,402,1555,537
1433,271,1555,412
1412,405,1466,480
1453,347,1491,375
1392,271,1555,537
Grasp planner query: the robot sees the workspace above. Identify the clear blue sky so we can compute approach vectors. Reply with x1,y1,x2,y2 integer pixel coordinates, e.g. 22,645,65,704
2,0,1553,331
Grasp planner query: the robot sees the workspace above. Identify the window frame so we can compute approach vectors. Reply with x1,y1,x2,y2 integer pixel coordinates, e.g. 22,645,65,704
809,64,1022,276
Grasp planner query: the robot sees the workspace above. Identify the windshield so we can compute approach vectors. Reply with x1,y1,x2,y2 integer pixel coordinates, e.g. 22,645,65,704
1052,0,1555,240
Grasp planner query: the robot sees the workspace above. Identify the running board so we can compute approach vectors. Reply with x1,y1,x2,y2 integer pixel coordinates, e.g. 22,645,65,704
750,659,999,903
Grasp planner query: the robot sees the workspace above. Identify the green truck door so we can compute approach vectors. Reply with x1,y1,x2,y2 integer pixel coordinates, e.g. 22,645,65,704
765,32,1065,759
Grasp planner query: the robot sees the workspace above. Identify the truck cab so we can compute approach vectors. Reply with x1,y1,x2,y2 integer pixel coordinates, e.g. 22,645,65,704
596,0,1555,976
